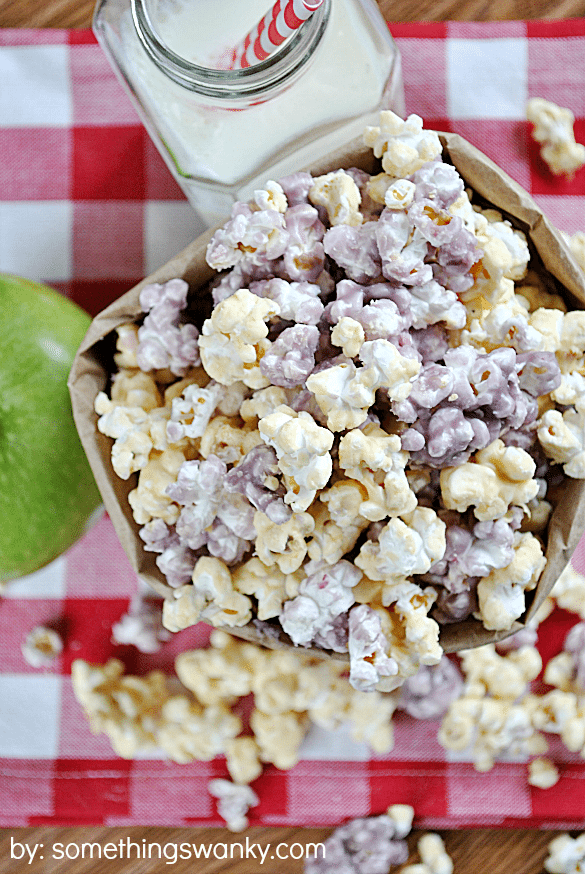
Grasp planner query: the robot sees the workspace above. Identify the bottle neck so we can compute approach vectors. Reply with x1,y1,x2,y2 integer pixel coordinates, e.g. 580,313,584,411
131,0,330,100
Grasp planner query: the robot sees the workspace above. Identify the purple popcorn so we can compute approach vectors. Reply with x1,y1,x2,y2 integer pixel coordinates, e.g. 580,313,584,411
167,456,227,548
323,222,382,283
395,345,542,468
305,814,409,874
516,351,562,397
411,159,464,209
260,324,320,387
139,518,179,553
136,279,200,376
313,612,350,653
325,279,366,323
410,325,450,363
432,585,478,624
397,656,464,719
409,200,465,248
282,203,326,282
431,223,481,292
156,542,199,588
224,444,291,524
278,171,314,206
206,518,251,566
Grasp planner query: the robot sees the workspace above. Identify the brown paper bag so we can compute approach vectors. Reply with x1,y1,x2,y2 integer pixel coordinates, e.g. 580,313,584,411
69,131,585,657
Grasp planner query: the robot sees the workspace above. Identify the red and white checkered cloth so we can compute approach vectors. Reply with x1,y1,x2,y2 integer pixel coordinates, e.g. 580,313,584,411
1,20,585,829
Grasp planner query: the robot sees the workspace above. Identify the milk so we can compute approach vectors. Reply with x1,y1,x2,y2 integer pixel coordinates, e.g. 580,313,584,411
96,0,404,225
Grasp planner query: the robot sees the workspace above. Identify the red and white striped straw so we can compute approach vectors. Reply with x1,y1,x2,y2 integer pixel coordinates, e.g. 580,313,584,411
231,0,325,70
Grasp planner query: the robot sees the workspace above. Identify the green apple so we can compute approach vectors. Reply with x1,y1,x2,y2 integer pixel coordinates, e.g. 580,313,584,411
0,273,102,580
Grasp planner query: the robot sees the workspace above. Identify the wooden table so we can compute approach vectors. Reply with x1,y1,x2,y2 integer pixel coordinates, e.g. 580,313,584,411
1,0,584,870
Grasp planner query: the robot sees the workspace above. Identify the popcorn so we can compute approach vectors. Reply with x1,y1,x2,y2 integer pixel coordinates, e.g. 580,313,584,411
304,808,413,874
475,532,546,630
259,404,333,511
279,559,361,648
363,111,442,177
552,563,585,618
111,594,171,653
208,778,259,832
338,423,417,521
309,170,363,227
528,756,560,789
527,97,585,177
136,279,200,376
538,403,585,477
205,201,289,270
162,556,253,632
440,439,539,521
355,507,446,585
198,288,279,388
21,625,63,668
544,833,585,874
253,509,315,574
401,833,453,874
306,339,420,432
259,323,320,388
94,110,585,694
71,658,169,758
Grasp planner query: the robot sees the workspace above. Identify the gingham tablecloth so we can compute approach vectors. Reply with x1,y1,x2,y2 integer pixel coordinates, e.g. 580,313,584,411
1,20,585,830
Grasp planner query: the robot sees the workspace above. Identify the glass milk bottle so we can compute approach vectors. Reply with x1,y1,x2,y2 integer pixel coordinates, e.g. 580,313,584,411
93,0,405,226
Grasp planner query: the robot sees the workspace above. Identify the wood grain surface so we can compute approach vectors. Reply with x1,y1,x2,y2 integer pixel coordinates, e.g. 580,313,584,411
1,0,584,869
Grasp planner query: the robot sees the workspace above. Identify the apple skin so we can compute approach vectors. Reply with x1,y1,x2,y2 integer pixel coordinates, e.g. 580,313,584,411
0,273,102,580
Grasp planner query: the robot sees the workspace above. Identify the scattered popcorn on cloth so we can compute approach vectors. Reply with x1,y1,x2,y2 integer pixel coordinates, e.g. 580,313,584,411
21,625,63,668
95,109,585,694
527,97,585,178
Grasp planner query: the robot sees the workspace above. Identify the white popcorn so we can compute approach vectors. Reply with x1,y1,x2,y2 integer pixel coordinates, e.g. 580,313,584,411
21,625,63,668
440,439,539,521
355,506,446,584
162,556,253,632
306,339,420,432
307,489,369,565
348,603,399,692
538,403,585,478
71,658,169,758
475,532,546,631
338,422,417,521
330,316,365,358
166,381,221,443
309,170,363,227
387,803,415,839
253,179,287,213
527,97,585,177
363,111,442,177
545,833,585,874
94,394,153,480
253,509,315,574
367,173,416,209
401,833,453,874
259,404,333,511
128,448,186,525
528,756,560,789
198,288,279,388
111,595,171,653
208,778,259,832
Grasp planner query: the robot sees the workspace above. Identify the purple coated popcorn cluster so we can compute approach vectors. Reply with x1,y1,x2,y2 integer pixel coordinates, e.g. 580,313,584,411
98,112,581,695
